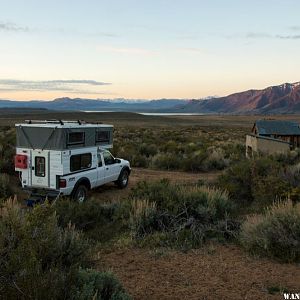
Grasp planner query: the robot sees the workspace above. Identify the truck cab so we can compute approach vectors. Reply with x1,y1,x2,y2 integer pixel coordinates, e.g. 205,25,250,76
58,148,130,202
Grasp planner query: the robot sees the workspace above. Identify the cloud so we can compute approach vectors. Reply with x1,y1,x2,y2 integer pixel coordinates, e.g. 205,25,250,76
289,26,300,31
225,32,272,39
97,45,155,55
0,21,118,38
0,22,29,32
0,79,111,93
275,34,300,39
91,32,120,38
178,47,204,54
225,32,300,40
245,32,272,39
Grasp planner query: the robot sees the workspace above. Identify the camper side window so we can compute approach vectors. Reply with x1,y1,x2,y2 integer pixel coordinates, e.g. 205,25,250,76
68,132,85,145
70,153,92,172
96,131,110,143
35,156,45,177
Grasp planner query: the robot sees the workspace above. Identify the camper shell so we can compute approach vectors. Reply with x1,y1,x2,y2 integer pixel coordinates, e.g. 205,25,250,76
15,120,130,204
16,120,113,151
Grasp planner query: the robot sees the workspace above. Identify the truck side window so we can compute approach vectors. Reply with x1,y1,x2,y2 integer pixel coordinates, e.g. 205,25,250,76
70,153,92,172
103,151,115,165
97,153,103,167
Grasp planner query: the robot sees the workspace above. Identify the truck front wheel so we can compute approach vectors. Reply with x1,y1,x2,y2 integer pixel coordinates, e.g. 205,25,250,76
117,169,129,189
72,185,88,203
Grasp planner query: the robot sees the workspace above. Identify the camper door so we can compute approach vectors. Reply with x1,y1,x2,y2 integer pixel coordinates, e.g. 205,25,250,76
31,150,50,187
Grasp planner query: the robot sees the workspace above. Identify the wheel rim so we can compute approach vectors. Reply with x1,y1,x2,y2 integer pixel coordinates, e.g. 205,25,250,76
77,189,86,202
122,173,128,186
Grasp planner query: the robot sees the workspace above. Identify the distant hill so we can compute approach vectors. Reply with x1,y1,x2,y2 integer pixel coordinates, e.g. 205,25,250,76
0,98,187,112
1,82,300,114
173,82,300,114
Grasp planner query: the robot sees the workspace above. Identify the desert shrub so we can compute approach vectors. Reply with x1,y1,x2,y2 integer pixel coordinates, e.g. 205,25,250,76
151,153,182,170
131,179,177,212
129,180,239,248
0,198,130,300
55,198,128,242
0,127,16,175
56,198,117,229
131,154,148,168
113,125,246,172
0,173,13,200
202,147,228,170
0,198,89,299
71,269,131,300
139,143,157,157
217,160,254,205
240,200,300,262
217,157,292,210
181,150,207,172
252,174,289,206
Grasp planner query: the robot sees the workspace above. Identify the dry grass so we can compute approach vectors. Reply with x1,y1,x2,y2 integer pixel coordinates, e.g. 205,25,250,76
130,198,157,222
240,199,300,262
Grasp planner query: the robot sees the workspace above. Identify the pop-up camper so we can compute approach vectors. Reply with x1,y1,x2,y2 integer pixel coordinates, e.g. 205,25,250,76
15,120,130,204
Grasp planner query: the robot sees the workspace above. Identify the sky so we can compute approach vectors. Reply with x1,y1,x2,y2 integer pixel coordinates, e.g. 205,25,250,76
0,0,300,101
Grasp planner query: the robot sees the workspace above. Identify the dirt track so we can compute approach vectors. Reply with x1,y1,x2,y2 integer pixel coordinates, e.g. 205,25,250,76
99,245,300,300
90,167,220,202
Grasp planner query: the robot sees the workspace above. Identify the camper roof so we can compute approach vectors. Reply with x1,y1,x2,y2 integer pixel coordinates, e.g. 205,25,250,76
15,120,113,129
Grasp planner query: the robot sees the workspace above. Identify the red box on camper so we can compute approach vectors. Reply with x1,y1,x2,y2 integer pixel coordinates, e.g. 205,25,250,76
15,154,28,169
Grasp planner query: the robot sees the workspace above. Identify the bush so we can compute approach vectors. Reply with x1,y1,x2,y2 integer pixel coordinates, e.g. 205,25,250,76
0,173,13,200
55,198,128,242
129,198,170,239
240,200,300,262
0,127,16,175
152,153,182,170
129,180,239,249
71,269,131,300
0,198,130,299
217,157,292,210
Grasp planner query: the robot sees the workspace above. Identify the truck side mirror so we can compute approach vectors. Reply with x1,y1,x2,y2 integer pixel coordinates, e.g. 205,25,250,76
114,158,121,164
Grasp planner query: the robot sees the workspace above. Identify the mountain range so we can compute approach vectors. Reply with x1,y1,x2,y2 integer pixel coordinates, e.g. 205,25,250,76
0,82,300,114
174,82,300,114
0,98,187,112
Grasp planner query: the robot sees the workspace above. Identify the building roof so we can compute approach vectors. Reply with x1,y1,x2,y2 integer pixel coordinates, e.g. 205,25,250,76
254,120,300,136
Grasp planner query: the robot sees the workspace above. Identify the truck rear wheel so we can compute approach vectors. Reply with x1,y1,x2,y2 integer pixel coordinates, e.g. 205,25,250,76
117,169,129,189
72,185,88,203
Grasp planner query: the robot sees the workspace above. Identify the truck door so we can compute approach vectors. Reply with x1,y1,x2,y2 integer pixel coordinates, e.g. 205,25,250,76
102,151,120,183
31,150,50,187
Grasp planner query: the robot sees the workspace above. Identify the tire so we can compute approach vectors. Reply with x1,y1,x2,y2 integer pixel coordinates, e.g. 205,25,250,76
72,185,88,203
117,169,129,189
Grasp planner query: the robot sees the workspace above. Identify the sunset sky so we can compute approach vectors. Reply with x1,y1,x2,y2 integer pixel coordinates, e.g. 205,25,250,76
0,0,300,101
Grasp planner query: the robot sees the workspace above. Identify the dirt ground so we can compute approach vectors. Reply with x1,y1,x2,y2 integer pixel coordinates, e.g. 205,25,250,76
99,245,300,300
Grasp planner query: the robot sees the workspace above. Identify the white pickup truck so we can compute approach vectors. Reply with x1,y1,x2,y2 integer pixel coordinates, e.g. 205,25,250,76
15,120,131,204
57,148,130,202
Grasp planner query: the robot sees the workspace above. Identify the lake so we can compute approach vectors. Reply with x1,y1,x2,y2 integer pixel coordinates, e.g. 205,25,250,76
83,111,205,116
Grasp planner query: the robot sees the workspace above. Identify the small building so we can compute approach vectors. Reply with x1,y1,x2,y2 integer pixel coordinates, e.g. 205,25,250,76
246,120,300,158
